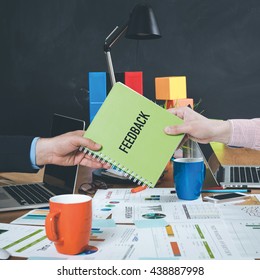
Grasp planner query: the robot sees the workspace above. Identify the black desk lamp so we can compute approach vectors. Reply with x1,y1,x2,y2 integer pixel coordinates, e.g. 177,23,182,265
104,3,161,86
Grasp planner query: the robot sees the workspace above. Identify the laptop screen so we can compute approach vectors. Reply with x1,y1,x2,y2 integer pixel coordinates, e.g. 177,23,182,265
195,142,221,187
43,114,85,193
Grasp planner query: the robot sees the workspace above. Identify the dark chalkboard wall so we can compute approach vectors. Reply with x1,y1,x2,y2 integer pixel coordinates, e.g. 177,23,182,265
0,0,259,136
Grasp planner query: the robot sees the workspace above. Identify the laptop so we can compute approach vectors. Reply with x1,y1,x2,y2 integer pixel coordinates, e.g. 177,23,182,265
196,142,260,189
0,113,85,212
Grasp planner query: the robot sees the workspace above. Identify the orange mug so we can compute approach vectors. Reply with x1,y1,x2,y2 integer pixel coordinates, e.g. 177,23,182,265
45,194,92,255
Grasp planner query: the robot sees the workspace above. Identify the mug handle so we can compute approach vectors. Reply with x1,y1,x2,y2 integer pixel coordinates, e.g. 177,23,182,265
45,211,60,242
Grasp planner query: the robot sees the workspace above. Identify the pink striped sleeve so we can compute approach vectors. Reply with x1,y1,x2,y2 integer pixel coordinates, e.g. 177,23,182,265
227,118,260,150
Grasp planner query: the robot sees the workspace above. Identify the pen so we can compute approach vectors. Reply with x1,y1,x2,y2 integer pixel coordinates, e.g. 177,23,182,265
131,185,147,193
201,189,251,193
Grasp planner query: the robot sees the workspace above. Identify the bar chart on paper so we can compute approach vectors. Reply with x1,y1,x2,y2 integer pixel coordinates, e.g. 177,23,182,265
136,221,241,260
11,209,49,226
225,220,260,259
246,222,260,229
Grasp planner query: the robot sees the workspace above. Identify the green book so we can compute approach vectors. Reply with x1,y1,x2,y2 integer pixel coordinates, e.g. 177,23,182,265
83,82,184,188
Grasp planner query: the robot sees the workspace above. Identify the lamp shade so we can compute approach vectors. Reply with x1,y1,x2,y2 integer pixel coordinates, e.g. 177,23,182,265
125,4,161,40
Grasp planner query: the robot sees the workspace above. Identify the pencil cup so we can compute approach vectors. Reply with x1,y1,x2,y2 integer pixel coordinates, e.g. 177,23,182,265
173,158,205,200
45,194,92,255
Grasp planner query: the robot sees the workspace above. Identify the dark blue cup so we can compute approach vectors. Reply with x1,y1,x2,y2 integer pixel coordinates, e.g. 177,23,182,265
173,158,205,200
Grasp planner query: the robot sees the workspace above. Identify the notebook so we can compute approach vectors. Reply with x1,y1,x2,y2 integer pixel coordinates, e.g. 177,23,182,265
0,113,85,212
83,82,185,188
196,142,260,189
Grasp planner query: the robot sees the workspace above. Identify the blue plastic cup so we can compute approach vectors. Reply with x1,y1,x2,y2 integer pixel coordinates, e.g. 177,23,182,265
173,158,205,200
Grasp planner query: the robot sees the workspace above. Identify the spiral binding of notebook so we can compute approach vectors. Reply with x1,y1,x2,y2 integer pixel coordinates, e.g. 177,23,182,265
83,147,153,188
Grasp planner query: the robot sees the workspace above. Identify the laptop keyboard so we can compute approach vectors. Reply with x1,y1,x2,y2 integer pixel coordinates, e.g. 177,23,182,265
3,184,53,206
230,166,260,183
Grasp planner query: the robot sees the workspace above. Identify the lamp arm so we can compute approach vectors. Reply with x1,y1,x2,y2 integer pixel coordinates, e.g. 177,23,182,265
104,23,128,86
105,51,116,86
104,23,128,52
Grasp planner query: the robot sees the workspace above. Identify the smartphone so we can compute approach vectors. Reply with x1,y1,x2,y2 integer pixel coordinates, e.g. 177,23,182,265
204,192,249,203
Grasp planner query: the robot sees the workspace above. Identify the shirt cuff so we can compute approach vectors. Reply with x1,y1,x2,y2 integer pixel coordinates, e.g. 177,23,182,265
30,137,41,170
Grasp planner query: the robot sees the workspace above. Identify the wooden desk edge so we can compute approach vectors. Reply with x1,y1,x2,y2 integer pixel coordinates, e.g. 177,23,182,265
211,142,260,166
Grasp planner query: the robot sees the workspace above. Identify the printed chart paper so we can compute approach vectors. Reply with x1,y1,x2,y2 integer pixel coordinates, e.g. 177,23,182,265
0,221,243,260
